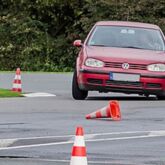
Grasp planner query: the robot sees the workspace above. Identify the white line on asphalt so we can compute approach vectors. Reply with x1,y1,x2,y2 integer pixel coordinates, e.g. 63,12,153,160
86,134,165,142
149,130,165,136
23,92,56,97
0,139,17,148
0,134,74,141
1,130,165,141
84,130,165,137
28,158,136,165
0,141,73,150
1,130,165,150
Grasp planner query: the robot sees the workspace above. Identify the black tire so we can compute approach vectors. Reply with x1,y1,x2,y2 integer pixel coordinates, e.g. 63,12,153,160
72,70,88,100
144,94,150,98
157,95,165,100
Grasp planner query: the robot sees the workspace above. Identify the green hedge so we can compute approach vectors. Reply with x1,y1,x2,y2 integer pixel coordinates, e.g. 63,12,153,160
0,0,165,71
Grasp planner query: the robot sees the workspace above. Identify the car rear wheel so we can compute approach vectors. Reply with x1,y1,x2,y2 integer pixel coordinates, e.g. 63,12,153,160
72,70,88,100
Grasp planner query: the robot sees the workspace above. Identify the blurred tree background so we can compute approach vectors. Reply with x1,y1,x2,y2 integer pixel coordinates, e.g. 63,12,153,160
0,0,165,71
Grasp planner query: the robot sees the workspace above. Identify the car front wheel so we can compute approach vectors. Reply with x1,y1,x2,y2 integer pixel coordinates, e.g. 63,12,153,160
157,95,165,100
72,70,88,100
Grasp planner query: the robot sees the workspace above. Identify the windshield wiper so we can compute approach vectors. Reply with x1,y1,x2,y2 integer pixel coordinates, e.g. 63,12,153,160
89,44,108,47
120,46,144,49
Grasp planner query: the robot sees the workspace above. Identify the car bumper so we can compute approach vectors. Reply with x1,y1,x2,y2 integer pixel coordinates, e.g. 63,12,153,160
78,69,165,96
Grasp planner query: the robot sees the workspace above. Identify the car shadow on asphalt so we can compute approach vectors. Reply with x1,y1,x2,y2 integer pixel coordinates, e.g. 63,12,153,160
86,96,157,101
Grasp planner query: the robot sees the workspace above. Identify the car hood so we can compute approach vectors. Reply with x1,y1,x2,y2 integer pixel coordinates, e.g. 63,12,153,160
85,46,165,64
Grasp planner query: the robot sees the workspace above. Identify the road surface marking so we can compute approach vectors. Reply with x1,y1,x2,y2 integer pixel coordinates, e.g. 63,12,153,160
0,130,165,150
28,158,136,164
23,93,56,97
1,130,164,141
0,139,17,147
0,141,72,150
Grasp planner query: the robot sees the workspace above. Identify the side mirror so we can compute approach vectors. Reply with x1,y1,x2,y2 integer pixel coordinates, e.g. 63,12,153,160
73,40,82,47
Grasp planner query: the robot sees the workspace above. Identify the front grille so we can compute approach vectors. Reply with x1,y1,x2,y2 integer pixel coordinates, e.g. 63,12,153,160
106,80,143,88
87,78,103,85
146,83,161,89
104,62,147,70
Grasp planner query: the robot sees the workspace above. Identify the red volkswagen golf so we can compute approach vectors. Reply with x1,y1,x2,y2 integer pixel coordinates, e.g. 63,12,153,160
72,21,165,100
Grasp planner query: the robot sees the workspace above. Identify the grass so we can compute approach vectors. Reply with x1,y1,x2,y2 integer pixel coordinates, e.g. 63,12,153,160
0,89,23,97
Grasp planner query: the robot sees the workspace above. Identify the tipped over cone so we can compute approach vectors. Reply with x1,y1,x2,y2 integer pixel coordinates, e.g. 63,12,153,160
70,126,88,165
86,100,121,121
12,68,22,92
110,100,121,121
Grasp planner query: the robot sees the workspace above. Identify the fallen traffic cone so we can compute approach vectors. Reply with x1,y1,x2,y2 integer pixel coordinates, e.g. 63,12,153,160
110,100,121,120
86,100,121,121
12,68,22,92
70,126,88,165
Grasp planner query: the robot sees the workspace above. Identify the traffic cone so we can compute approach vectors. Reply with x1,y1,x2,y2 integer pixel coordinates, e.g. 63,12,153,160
70,126,88,165
12,68,22,92
86,100,121,121
110,100,121,121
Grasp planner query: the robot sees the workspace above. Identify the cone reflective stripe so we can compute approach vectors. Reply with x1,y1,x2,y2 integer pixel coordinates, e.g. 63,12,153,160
70,127,88,165
12,83,22,91
86,100,121,120
12,68,22,92
86,106,108,119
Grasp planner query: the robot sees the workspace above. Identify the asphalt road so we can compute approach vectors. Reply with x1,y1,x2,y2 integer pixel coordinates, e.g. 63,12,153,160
0,72,165,165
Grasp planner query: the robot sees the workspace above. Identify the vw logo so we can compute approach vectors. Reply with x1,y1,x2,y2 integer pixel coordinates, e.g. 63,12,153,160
122,63,129,69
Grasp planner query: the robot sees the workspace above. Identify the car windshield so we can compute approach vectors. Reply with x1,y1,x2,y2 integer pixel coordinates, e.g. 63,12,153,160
87,25,165,51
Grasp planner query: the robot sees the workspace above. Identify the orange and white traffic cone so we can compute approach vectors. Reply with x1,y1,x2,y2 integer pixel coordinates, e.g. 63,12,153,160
70,126,88,165
110,100,121,121
12,68,22,92
86,100,121,121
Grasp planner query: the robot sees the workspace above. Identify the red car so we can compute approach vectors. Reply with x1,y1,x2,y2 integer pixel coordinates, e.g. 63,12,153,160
72,21,165,100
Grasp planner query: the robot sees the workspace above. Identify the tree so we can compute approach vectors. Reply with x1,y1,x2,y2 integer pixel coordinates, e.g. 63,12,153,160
0,0,165,71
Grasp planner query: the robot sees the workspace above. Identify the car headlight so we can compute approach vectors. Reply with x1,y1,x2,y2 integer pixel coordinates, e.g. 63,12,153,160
147,64,165,72
85,58,104,67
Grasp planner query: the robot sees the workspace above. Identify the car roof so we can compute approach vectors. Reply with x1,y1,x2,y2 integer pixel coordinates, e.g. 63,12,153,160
95,21,160,30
